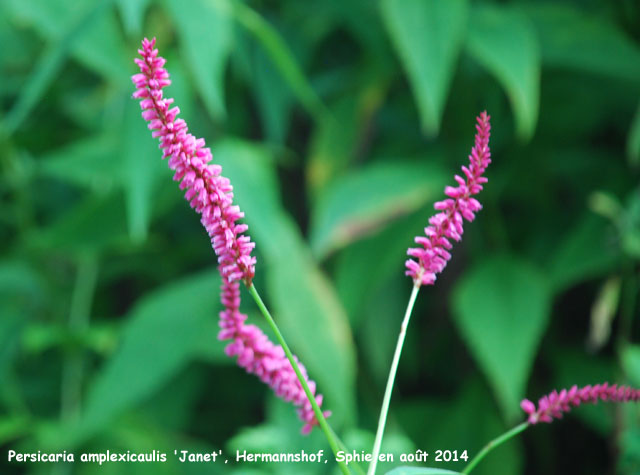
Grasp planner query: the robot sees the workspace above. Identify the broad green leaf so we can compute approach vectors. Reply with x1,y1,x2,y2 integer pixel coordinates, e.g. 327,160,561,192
522,4,640,83
335,209,432,324
452,255,552,421
166,0,232,120
310,160,448,258
251,41,293,143
628,102,640,166
27,194,129,254
381,0,468,135
214,139,357,426
396,380,522,475
233,1,326,120
121,99,165,243
37,134,120,192
116,0,150,36
3,0,128,84
1,0,118,135
306,96,362,195
342,428,415,475
386,468,461,475
466,6,540,141
622,345,640,388
547,214,622,293
50,270,225,446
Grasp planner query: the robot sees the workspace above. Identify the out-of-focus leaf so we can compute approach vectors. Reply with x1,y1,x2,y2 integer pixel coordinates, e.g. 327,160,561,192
121,99,165,243
251,43,293,143
44,270,225,447
466,5,540,141
547,214,622,293
3,0,128,84
307,96,361,195
621,188,640,258
27,194,129,254
1,0,117,135
310,160,448,258
116,0,150,36
233,1,326,120
214,139,357,427
622,345,640,388
452,255,551,421
386,468,461,475
522,4,640,82
37,134,120,192
396,380,522,475
343,428,415,475
381,0,468,135
628,102,640,166
166,0,232,120
335,210,431,324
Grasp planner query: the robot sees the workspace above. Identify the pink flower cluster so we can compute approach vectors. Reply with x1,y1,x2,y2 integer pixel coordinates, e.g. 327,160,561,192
218,279,329,434
521,383,640,424
132,37,327,433
406,112,491,286
132,37,255,285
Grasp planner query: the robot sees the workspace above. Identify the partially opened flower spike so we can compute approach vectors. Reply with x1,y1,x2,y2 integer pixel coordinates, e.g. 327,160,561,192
521,382,640,424
132,37,327,434
406,112,491,286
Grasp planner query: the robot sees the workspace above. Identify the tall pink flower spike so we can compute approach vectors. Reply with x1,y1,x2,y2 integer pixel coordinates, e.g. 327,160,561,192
132,37,327,433
521,383,640,424
132,37,255,285
219,279,330,434
406,112,491,286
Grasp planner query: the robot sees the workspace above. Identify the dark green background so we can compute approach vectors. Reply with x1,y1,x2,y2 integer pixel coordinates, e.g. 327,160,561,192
1,0,639,473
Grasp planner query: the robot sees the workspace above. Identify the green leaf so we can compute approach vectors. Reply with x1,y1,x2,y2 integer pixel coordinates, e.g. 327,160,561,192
381,0,468,135
53,270,224,446
386,468,461,475
1,0,118,135
310,160,448,258
547,214,622,293
622,345,640,388
213,139,357,427
251,40,294,143
466,5,540,141
121,99,166,243
37,133,120,192
627,102,640,166
522,4,640,83
451,255,552,421
27,194,129,254
116,0,150,36
233,1,326,120
166,0,232,120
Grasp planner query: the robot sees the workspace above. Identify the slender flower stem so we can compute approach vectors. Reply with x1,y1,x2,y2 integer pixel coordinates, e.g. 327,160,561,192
368,283,421,475
461,422,529,474
247,284,350,475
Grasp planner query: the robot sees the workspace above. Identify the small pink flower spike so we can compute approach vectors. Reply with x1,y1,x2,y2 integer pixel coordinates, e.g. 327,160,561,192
521,383,640,424
406,112,491,286
218,278,330,433
132,37,256,285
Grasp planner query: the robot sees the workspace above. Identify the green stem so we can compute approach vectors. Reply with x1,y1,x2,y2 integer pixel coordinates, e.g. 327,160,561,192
368,283,421,475
248,284,350,475
461,422,529,474
61,253,98,421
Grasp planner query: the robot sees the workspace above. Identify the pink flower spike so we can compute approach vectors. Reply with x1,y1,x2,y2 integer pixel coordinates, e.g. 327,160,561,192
406,112,491,286
132,37,256,285
521,382,640,424
218,278,328,433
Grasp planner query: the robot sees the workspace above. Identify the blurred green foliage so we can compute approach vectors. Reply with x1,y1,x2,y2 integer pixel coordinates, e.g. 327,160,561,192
1,0,639,474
